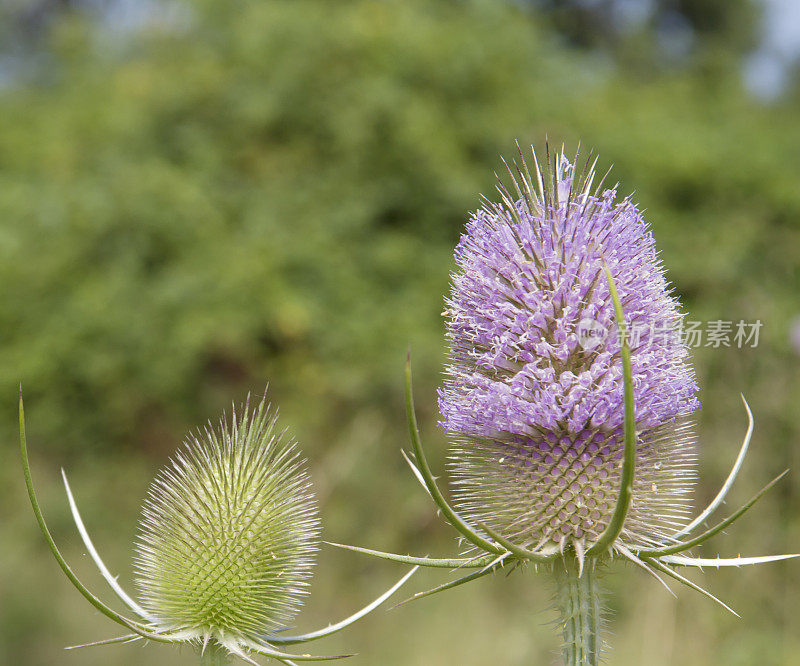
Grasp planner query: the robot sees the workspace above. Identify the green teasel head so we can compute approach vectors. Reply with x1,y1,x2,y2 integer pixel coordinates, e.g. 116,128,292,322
134,396,320,647
20,390,416,664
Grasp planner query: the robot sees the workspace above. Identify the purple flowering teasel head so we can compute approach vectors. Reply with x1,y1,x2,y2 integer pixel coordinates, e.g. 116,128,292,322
439,147,701,554
335,143,796,666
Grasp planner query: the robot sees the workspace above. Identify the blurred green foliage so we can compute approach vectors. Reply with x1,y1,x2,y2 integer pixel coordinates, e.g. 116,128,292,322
2,1,800,664
530,0,760,59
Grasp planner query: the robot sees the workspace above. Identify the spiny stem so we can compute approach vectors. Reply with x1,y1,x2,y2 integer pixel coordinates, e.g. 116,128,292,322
553,557,604,666
200,645,231,665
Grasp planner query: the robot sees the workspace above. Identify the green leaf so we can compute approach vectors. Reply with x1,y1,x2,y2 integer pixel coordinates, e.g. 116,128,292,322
586,264,635,556
325,542,496,569
637,470,789,557
404,354,502,555
476,523,558,563
673,394,755,539
19,392,172,643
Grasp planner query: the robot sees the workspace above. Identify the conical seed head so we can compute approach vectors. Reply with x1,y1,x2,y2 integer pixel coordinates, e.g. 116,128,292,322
441,147,700,553
134,396,320,642
450,419,697,549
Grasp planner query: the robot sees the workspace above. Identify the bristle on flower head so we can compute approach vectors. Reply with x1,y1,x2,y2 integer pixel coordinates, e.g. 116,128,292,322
440,145,700,554
134,394,320,648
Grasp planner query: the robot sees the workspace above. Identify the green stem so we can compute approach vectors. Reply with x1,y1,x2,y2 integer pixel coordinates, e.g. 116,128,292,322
200,645,231,665
553,558,603,666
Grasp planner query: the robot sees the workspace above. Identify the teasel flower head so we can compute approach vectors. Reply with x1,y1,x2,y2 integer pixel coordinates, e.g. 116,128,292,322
439,146,700,556
338,143,798,666
133,398,319,649
20,391,416,665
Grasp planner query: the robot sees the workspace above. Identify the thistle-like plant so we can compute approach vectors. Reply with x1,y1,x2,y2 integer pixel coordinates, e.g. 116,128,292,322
20,391,415,665
334,144,798,665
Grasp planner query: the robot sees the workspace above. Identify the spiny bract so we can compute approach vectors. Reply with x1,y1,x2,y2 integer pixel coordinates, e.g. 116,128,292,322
439,147,700,554
134,396,320,648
